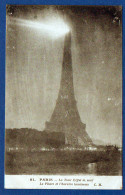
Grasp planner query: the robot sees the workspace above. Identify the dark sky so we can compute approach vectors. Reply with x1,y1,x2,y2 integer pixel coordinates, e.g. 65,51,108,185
6,5,122,146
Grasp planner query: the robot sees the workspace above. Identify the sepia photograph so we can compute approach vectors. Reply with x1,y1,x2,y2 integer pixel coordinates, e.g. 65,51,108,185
5,5,122,189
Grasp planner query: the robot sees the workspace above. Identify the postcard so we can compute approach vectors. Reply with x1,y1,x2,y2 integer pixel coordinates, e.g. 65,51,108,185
5,5,122,189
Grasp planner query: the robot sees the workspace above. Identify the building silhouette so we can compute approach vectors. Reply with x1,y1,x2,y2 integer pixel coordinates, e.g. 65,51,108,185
44,32,92,146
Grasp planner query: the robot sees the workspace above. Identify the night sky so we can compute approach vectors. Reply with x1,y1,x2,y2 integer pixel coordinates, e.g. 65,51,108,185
6,5,122,146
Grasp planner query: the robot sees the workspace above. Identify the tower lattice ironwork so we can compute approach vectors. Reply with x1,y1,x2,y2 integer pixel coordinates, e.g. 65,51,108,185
44,32,92,146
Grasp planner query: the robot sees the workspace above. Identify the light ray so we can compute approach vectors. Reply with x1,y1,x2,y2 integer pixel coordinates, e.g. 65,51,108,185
8,17,70,38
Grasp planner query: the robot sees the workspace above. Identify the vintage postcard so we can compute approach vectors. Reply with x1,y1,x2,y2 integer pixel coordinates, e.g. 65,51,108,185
5,5,122,189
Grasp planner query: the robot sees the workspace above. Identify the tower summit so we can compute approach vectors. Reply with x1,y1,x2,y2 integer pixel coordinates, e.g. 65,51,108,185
44,32,92,146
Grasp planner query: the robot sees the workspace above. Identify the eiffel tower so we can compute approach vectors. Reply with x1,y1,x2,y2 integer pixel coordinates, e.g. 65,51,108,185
44,32,92,146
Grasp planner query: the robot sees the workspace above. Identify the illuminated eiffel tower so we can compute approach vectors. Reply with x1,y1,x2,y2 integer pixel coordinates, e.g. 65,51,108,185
44,32,92,146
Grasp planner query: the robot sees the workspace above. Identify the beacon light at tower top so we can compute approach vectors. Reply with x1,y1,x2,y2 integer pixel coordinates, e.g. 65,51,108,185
9,17,70,38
